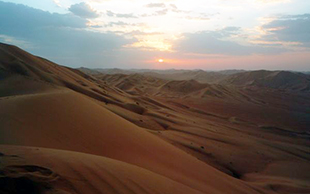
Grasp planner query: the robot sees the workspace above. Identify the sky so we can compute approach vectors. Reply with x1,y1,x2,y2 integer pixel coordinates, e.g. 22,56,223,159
0,0,309,70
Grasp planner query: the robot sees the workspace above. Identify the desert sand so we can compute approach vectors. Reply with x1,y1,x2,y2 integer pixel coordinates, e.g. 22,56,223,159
1,43,310,194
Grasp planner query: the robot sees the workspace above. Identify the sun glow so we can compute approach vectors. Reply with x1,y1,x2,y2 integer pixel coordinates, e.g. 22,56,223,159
158,59,164,63
126,39,172,51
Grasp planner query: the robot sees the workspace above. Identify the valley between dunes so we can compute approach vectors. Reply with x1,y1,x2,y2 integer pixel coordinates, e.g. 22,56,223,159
1,43,310,194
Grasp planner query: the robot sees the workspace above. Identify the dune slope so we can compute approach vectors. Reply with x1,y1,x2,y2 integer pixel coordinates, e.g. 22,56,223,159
0,145,205,194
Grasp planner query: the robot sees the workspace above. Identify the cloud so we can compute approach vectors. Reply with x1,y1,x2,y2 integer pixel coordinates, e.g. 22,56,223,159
1,1,308,70
142,3,206,18
185,16,210,21
53,0,61,7
0,1,88,37
214,27,241,37
141,8,169,17
126,30,163,36
259,14,310,48
155,9,168,16
0,1,134,67
256,0,289,4
169,4,177,9
69,2,99,18
145,3,166,8
106,22,147,28
142,2,185,16
185,12,219,21
169,4,189,14
106,10,137,18
174,28,285,55
105,21,129,27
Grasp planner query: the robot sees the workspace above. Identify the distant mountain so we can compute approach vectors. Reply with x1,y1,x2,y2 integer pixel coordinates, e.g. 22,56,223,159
217,69,246,75
78,67,101,75
96,73,166,95
80,67,310,92
79,68,243,83
221,70,310,92
153,70,227,83
160,79,210,94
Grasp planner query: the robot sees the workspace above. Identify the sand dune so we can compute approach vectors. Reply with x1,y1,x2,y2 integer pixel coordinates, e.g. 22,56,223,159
221,70,310,92
1,43,310,194
0,87,259,194
0,145,206,194
160,80,209,94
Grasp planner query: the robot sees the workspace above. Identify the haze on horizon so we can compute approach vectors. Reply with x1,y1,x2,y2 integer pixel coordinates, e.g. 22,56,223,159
0,0,309,70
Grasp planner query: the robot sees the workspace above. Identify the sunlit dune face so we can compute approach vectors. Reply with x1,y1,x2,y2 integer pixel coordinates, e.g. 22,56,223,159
158,59,164,63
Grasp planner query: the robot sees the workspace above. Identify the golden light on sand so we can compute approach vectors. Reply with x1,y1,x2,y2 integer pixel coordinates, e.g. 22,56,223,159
158,59,164,63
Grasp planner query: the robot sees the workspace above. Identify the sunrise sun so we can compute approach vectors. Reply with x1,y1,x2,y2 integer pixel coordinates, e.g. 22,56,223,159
158,59,164,63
